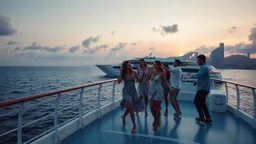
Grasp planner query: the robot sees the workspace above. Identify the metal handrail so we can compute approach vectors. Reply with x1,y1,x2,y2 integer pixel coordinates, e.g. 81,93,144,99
211,78,256,128
0,79,118,144
0,79,117,108
211,78,256,89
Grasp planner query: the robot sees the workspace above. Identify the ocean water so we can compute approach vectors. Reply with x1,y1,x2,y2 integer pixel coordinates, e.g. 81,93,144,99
216,69,256,86
214,69,256,118
0,66,255,143
0,66,112,102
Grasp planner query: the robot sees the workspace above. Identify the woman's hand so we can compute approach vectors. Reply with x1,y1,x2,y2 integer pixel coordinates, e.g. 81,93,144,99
135,72,143,83
146,68,153,81
148,67,153,74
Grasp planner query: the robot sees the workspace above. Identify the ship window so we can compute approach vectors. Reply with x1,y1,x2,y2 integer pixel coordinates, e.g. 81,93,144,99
130,61,139,64
162,62,174,65
113,66,138,70
113,66,121,69
181,68,199,73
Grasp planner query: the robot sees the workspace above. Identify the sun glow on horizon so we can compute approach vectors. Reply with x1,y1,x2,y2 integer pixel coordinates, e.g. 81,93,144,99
0,0,255,66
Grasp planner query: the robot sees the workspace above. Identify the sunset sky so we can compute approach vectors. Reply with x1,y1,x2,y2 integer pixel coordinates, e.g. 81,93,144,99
0,0,256,66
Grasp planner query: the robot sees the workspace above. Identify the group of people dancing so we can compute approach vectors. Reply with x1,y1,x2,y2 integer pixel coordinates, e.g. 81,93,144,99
117,54,213,134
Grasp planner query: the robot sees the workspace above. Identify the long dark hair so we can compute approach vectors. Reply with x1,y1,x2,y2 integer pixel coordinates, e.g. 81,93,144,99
163,63,170,81
139,58,147,67
121,60,132,79
163,63,169,68
154,60,164,72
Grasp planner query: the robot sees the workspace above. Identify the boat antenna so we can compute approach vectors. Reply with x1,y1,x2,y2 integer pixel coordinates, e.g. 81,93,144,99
149,52,152,57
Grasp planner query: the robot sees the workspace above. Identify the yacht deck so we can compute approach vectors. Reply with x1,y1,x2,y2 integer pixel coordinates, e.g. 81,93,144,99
62,101,256,144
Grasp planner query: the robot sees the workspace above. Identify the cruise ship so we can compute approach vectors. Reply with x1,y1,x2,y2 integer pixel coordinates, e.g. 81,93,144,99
95,52,223,81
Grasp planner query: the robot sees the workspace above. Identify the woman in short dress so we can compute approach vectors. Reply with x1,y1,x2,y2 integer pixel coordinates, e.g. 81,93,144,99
137,58,151,116
118,60,145,134
146,60,173,130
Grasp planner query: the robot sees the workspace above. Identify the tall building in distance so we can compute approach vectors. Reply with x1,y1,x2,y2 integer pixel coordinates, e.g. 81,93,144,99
247,52,250,59
210,43,225,67
219,43,224,61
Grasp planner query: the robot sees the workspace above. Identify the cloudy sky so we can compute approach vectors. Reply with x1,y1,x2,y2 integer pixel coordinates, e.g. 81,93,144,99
0,0,256,66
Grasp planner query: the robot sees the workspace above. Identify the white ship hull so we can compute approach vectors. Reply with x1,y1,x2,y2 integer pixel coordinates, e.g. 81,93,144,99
96,64,120,77
96,64,223,80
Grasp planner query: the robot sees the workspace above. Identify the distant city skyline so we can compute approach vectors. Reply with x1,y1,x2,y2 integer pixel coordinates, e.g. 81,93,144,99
0,0,256,66
209,43,225,67
196,43,254,59
247,52,251,58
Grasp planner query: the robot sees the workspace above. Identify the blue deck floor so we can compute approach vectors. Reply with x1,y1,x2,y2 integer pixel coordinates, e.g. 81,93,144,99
62,101,256,144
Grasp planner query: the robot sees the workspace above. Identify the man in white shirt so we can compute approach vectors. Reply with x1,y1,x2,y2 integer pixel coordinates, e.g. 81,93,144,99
170,59,182,118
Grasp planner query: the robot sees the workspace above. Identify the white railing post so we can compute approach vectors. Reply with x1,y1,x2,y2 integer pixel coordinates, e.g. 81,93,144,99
79,88,84,129
54,94,60,143
252,88,256,129
235,84,240,117
224,82,229,103
112,81,117,110
98,84,102,118
211,80,215,89
17,103,24,144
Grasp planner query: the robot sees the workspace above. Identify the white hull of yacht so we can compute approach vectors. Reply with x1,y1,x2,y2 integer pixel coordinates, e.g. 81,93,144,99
96,64,120,77
95,64,223,81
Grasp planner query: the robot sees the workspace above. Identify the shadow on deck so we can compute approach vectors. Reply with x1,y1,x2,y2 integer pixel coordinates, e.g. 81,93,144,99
62,101,256,144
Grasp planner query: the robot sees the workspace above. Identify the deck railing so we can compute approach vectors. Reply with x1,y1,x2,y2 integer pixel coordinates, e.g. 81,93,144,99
0,79,118,144
211,78,256,128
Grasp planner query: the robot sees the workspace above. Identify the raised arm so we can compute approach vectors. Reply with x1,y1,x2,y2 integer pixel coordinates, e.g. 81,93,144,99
117,67,123,84
146,67,153,81
182,74,192,79
135,67,140,83
191,66,208,78
134,72,144,83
